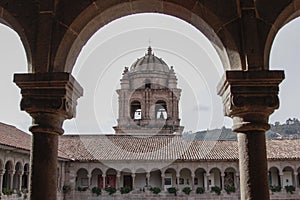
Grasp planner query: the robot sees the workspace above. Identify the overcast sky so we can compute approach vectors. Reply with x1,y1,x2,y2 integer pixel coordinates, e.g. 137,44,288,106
1,13,300,134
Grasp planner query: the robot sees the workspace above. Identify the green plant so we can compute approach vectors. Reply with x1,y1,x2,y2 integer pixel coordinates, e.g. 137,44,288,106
63,185,71,194
182,187,192,195
77,186,88,192
150,187,161,194
91,186,102,196
2,189,13,196
210,186,221,195
105,186,116,195
167,187,177,196
120,187,131,194
270,185,281,192
196,187,205,194
224,185,236,194
285,185,295,194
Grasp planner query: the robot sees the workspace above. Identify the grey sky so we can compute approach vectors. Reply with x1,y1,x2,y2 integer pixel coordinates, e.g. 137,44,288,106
0,13,299,134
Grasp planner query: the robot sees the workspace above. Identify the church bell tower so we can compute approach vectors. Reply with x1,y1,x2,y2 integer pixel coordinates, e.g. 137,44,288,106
113,47,184,134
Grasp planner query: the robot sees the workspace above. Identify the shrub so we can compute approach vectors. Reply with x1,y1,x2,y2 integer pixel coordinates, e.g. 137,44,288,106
150,187,161,194
210,186,221,195
196,187,205,194
182,187,192,195
270,185,281,192
63,185,71,194
167,187,177,196
120,187,131,194
285,185,295,194
105,186,116,195
224,185,236,194
2,189,13,196
91,187,102,196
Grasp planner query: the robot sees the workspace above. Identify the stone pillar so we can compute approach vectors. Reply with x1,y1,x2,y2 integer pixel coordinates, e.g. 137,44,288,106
279,174,284,188
205,173,210,191
176,174,180,190
14,72,83,200
217,70,284,200
146,172,150,188
221,173,225,191
294,172,298,191
102,175,106,189
9,171,14,190
18,171,23,191
131,173,136,191
0,170,4,193
116,172,121,190
161,174,165,191
235,173,240,190
191,174,195,190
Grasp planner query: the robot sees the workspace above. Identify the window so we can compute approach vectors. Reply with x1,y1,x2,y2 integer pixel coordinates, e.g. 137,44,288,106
155,100,167,119
130,101,142,120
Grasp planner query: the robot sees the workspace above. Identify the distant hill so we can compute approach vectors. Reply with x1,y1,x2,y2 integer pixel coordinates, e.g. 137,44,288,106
183,118,300,140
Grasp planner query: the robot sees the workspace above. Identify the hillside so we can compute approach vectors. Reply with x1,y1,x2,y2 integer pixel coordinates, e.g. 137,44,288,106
184,118,300,140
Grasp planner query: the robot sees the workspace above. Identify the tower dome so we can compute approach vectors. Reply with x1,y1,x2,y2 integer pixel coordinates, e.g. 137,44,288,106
130,46,170,73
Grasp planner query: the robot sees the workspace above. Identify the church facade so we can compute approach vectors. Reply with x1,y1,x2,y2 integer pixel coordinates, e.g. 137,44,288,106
1,48,300,200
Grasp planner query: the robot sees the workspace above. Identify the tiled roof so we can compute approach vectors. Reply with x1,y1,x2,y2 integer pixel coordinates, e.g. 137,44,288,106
1,122,300,162
0,122,31,151
0,122,68,159
58,134,300,162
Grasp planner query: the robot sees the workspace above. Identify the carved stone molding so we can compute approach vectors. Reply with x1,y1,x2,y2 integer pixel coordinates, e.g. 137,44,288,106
14,72,83,135
217,70,284,132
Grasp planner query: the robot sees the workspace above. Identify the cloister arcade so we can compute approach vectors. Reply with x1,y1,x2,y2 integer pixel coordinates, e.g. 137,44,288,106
1,1,300,200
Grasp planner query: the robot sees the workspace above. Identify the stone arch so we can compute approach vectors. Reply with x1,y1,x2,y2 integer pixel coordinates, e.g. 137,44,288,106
209,167,222,188
13,162,23,190
0,7,32,71
91,168,103,188
179,168,192,187
54,0,234,73
194,168,206,188
224,167,236,188
22,163,29,190
76,168,89,190
3,160,14,190
269,166,281,187
264,2,300,67
155,100,167,119
162,167,177,189
130,100,142,120
282,166,295,187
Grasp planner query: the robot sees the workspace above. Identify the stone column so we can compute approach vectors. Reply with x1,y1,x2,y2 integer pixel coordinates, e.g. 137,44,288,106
217,70,284,200
176,174,180,190
205,173,210,191
102,175,106,189
235,173,240,190
294,172,298,191
116,172,121,190
221,173,225,191
131,173,136,191
14,72,83,200
18,171,23,191
191,174,195,190
0,170,4,193
9,170,14,190
279,174,284,188
146,172,150,188
161,174,165,191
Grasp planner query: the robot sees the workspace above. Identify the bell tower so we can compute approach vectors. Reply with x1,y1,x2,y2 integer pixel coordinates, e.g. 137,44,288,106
113,47,184,134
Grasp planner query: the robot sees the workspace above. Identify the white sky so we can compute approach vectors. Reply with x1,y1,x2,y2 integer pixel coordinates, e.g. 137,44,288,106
0,13,299,134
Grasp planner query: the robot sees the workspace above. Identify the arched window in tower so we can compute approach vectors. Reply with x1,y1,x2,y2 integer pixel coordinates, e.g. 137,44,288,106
145,79,151,89
130,101,142,120
155,101,167,119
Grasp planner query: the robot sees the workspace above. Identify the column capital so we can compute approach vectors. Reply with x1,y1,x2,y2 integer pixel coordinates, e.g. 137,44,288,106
217,70,284,132
14,72,83,135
